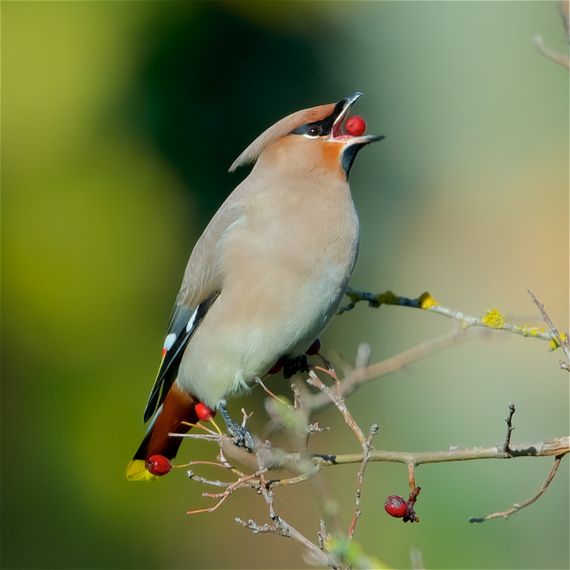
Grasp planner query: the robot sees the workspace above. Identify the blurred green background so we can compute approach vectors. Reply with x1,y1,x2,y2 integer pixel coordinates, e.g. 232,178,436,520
2,1,568,569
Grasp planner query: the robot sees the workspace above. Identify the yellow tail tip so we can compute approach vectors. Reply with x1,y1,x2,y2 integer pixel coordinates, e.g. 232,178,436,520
126,459,158,482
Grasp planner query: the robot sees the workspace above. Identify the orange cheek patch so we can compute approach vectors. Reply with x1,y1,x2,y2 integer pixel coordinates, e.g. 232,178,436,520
321,142,344,175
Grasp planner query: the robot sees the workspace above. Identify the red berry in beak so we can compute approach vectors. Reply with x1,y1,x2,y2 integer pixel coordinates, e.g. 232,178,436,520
384,495,408,518
195,402,215,421
345,115,367,136
146,454,172,476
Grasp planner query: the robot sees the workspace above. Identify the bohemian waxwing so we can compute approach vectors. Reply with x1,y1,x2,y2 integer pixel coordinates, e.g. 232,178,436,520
127,92,383,481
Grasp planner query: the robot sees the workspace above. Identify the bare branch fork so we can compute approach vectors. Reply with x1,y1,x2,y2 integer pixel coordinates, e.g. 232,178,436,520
467,403,568,523
469,455,565,523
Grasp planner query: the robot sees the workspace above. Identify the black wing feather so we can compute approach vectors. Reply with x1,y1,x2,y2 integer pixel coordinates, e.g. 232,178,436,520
143,293,219,422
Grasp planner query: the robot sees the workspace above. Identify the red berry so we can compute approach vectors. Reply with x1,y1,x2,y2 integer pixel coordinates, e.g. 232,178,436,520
195,402,215,421
345,115,367,136
145,454,171,476
305,338,321,355
384,495,408,518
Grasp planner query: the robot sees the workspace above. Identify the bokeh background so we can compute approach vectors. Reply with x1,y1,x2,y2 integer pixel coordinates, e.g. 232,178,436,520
2,2,568,569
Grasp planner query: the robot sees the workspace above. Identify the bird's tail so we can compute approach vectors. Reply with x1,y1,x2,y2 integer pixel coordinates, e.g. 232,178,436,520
126,385,198,481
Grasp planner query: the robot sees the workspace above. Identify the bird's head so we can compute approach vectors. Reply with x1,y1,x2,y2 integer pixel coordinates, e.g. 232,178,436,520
229,92,383,180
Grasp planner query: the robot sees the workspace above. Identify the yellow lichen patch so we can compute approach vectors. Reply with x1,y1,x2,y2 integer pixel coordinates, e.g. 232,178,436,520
549,332,568,352
481,309,505,328
420,293,439,310
520,326,545,337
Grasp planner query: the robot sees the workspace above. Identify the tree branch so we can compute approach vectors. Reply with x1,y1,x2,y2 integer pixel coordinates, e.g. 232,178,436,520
177,284,568,567
340,288,560,344
469,455,564,523
305,327,481,413
309,436,569,470
235,481,334,568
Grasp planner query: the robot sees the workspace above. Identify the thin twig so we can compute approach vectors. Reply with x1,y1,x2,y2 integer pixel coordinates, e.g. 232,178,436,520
317,519,328,551
469,455,564,523
307,369,367,446
170,432,222,442
407,462,417,493
306,327,478,413
186,471,230,488
528,289,570,369
236,479,333,567
253,376,291,406
503,403,516,454
347,424,379,541
186,471,261,515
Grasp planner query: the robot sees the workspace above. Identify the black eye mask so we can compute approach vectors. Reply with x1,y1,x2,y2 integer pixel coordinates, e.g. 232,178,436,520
291,100,345,137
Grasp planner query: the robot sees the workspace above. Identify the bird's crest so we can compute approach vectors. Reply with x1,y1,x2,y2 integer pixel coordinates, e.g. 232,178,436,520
228,103,335,172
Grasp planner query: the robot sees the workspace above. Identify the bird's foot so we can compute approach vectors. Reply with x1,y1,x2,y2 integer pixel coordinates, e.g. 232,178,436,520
230,425,255,451
217,401,255,452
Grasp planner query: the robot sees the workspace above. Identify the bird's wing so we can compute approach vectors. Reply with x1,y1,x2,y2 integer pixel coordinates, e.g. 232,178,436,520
143,295,218,422
142,197,245,423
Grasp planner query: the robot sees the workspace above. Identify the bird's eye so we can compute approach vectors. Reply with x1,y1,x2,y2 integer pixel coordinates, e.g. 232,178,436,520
308,125,322,137
292,122,326,138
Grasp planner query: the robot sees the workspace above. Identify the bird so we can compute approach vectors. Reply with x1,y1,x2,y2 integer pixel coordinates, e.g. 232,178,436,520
127,92,383,481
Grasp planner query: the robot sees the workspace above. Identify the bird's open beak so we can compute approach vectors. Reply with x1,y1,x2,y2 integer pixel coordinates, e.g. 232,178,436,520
329,92,384,146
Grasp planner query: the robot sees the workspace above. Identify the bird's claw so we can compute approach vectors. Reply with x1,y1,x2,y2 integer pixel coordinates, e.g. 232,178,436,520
229,425,255,452
217,400,255,452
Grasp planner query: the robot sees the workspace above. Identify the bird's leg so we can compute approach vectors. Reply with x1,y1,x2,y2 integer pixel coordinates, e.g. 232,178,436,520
282,355,310,379
318,353,335,374
217,400,255,452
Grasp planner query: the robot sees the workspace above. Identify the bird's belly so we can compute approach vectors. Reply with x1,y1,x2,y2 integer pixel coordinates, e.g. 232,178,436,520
178,258,353,407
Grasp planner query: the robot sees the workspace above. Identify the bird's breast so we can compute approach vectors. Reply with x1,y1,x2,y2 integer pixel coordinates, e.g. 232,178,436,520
225,182,358,280
221,180,359,351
